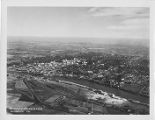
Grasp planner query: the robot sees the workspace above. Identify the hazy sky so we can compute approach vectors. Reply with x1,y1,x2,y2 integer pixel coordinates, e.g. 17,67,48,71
8,7,149,39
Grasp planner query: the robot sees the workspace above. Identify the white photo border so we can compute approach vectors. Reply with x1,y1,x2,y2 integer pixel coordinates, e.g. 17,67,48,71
1,0,155,120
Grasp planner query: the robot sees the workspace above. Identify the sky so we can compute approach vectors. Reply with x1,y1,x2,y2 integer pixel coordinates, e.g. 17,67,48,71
7,7,149,40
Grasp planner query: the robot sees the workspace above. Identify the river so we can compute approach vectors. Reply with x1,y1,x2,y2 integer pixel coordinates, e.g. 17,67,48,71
8,70,149,104
55,76,149,104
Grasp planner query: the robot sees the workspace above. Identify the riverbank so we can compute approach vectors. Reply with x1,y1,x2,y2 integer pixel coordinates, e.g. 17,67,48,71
52,76,149,104
7,70,149,104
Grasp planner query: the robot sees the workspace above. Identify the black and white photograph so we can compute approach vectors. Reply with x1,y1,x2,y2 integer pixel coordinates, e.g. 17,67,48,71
6,6,150,115
1,1,155,120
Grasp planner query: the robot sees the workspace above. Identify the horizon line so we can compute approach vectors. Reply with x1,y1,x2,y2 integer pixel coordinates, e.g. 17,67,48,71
7,36,149,40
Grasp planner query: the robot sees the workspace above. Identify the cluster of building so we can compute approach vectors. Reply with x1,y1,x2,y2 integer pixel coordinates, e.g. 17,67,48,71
8,55,149,97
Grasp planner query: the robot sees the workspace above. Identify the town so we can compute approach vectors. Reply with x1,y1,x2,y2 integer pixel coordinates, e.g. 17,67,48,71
6,6,150,116
8,52,149,97
7,50,149,114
